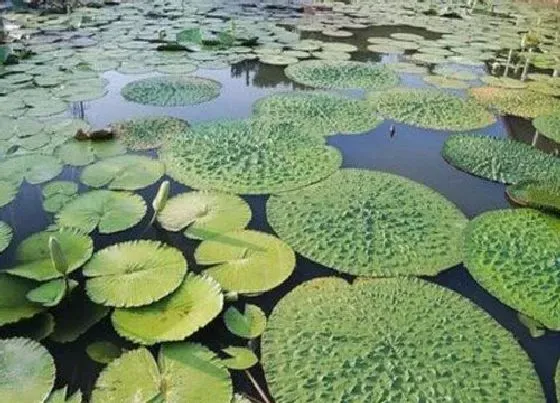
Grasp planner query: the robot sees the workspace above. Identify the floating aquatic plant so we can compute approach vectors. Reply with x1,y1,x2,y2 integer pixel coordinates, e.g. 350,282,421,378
0,181,18,208
113,116,190,150
195,230,295,295
464,209,560,330
221,347,258,370
157,191,251,240
442,135,560,184
261,277,544,402
469,87,560,118
86,341,123,364
533,113,560,143
55,190,146,234
423,75,470,89
507,181,560,213
42,181,78,214
0,338,55,402
0,222,12,253
252,92,382,137
0,274,45,326
367,88,496,131
45,386,81,403
224,305,267,339
83,240,187,308
160,119,342,194
121,76,221,106
267,169,467,277
0,155,62,185
56,139,127,167
284,60,399,90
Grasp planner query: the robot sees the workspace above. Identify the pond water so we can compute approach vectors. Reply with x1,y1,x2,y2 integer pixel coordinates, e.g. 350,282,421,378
0,1,559,402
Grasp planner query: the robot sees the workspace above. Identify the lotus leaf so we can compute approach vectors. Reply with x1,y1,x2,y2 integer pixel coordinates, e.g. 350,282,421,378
111,274,222,344
0,338,55,402
465,209,560,329
507,181,560,213
263,277,545,402
113,116,190,150
258,55,298,65
0,221,12,253
84,240,187,307
121,76,221,106
267,169,467,277
55,190,146,234
195,230,295,294
3,313,55,341
533,113,560,143
157,191,251,240
50,289,109,343
26,278,77,307
442,135,560,184
91,343,232,403
42,181,78,214
86,341,122,364
367,89,495,131
224,305,266,339
45,386,82,403
160,119,342,194
81,155,164,191
0,155,62,185
253,92,382,137
469,87,560,118
285,60,399,90
0,181,17,208
56,139,127,167
312,51,351,61
221,347,258,370
0,274,45,326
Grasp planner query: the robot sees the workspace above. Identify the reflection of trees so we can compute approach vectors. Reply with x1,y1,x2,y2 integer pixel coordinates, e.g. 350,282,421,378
230,60,304,89
71,101,85,120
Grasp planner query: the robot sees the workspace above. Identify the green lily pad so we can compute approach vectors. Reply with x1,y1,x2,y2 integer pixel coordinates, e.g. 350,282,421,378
262,277,545,402
26,279,77,307
469,87,560,118
258,55,299,65
91,343,232,403
113,116,190,150
42,181,79,214
481,76,528,89
285,60,399,90
86,341,123,364
366,88,496,131
507,181,560,213
157,191,251,240
0,181,17,208
465,209,560,330
195,230,295,294
0,274,45,326
111,274,222,344
423,75,470,89
121,76,221,107
221,347,258,370
2,313,55,341
55,190,146,234
533,113,560,143
518,313,546,338
0,117,43,139
0,221,12,253
56,139,127,167
252,91,382,137
442,135,560,184
0,155,62,185
160,119,342,194
267,169,467,277
224,304,266,339
84,240,187,308
80,155,165,191
7,229,93,281
45,386,82,403
0,338,55,403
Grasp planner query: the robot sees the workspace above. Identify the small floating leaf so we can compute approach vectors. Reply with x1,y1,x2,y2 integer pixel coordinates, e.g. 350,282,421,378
83,240,187,308
26,278,77,307
221,347,258,370
42,181,78,214
224,305,267,339
86,341,123,364
0,274,45,326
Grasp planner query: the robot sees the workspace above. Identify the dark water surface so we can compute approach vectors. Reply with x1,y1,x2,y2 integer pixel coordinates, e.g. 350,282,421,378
0,25,559,402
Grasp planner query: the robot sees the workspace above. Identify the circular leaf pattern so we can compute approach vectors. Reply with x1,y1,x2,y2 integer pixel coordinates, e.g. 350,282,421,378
224,304,267,339
267,169,467,277
469,87,560,118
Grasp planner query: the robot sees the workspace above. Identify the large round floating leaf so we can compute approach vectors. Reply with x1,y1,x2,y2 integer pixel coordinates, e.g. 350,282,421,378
252,91,382,137
464,209,560,330
111,274,222,344
84,240,187,308
442,135,560,184
160,119,341,194
0,181,17,208
0,155,62,185
0,338,55,403
469,87,560,118
56,140,127,167
121,76,221,107
91,343,232,403
7,229,93,281
366,88,496,131
507,181,560,213
533,113,560,143
261,277,544,402
81,155,165,191
195,230,295,294
0,221,12,253
267,169,467,277
0,274,45,326
224,304,266,339
55,190,146,234
157,191,251,240
113,116,190,150
284,60,399,90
